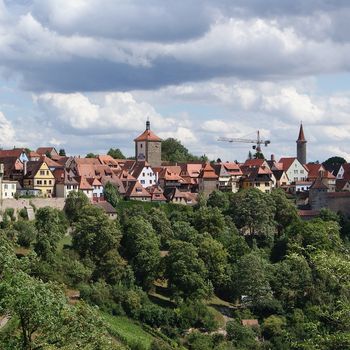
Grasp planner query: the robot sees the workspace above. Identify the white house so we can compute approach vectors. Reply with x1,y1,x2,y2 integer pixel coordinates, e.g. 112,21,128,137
2,180,17,199
128,161,157,188
279,157,308,183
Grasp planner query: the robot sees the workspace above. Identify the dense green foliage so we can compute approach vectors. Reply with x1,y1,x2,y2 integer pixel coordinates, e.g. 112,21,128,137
1,187,349,349
161,138,208,163
107,148,126,159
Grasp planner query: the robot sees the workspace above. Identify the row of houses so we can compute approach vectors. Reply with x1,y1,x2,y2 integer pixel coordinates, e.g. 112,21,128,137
0,144,346,206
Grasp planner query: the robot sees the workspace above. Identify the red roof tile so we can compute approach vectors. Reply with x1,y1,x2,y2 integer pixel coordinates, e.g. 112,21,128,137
134,129,162,142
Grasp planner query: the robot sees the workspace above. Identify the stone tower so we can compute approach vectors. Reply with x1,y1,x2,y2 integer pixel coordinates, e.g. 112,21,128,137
296,123,307,164
134,120,162,167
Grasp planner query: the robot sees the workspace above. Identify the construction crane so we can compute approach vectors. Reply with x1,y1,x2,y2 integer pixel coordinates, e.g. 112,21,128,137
218,130,270,153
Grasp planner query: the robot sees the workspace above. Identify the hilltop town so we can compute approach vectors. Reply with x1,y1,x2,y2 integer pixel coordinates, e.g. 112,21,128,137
0,120,347,218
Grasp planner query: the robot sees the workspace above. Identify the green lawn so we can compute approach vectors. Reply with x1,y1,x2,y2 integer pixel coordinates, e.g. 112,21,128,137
103,314,155,349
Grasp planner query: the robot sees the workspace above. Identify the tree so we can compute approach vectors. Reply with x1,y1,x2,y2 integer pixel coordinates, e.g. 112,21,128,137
34,207,67,260
14,221,37,248
271,189,299,234
318,208,340,223
207,190,230,212
226,320,260,349
271,253,313,310
192,206,226,238
103,181,121,208
172,221,200,244
86,152,97,158
0,272,119,349
323,156,346,168
148,208,173,248
229,188,276,237
59,148,66,156
161,138,207,163
236,251,272,305
107,147,125,159
64,190,90,222
0,271,66,350
72,205,125,283
165,241,211,301
122,216,161,289
198,237,229,290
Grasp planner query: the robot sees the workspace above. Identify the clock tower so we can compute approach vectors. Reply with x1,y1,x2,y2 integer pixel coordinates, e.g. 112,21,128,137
134,120,162,167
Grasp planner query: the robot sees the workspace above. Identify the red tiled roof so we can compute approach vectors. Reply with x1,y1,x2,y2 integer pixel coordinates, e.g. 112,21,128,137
305,163,324,179
244,159,266,167
298,210,319,217
79,177,93,190
36,147,57,156
125,181,152,198
199,163,218,179
241,319,259,327
279,157,297,171
0,149,26,158
134,129,162,142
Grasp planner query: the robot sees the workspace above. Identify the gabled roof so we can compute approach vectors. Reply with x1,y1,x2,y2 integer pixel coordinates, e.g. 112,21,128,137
125,181,151,198
305,163,325,179
134,129,162,142
97,155,121,168
24,161,46,179
36,147,58,156
78,177,93,190
243,159,267,168
129,161,152,179
279,157,297,171
40,155,62,168
199,163,218,179
323,163,342,176
147,185,167,201
272,169,286,181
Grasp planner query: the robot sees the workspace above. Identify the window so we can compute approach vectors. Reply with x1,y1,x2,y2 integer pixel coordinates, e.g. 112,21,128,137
136,188,142,193
40,170,45,175
46,171,49,175
4,192,7,197
256,182,260,187
49,180,52,185
142,172,145,176
265,182,270,187
4,184,7,189
149,180,152,184
300,170,304,174
37,180,42,185
294,170,298,174
44,180,47,185
67,185,71,189
141,180,145,184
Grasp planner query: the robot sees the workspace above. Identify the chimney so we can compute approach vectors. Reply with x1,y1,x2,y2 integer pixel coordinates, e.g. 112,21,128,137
23,160,27,176
271,154,275,162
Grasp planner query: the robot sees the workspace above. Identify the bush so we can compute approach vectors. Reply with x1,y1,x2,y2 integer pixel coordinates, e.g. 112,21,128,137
18,208,28,220
226,320,259,349
14,221,37,248
178,301,218,332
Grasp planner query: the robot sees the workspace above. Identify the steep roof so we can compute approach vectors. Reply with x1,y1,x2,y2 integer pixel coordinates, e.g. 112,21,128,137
279,157,297,171
309,177,328,190
134,129,162,142
24,161,45,179
199,163,218,179
93,201,117,214
272,169,286,181
0,148,26,159
297,123,306,142
305,163,325,179
78,177,93,190
36,147,58,156
125,181,151,198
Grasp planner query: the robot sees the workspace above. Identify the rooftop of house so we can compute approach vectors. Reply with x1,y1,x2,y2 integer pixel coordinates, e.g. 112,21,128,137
93,201,117,214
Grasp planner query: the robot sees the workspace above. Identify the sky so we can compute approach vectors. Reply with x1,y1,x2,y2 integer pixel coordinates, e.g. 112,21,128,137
1,0,350,162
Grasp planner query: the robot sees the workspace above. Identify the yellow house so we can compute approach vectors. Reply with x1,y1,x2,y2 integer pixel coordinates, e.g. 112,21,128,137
241,168,274,194
23,161,55,197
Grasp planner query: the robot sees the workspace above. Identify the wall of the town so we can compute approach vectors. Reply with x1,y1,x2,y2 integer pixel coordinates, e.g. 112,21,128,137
0,198,65,212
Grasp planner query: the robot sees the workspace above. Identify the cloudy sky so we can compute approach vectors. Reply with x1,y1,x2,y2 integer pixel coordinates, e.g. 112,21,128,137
1,0,350,161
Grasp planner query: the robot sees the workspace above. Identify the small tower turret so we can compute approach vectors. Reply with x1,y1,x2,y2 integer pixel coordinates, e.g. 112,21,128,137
134,120,162,167
296,123,307,164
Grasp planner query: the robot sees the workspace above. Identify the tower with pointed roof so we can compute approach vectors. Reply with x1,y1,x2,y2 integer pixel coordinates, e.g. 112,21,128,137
134,120,162,167
296,123,307,165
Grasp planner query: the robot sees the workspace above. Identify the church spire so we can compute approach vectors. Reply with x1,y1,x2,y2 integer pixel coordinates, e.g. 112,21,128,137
296,122,307,164
297,122,306,143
